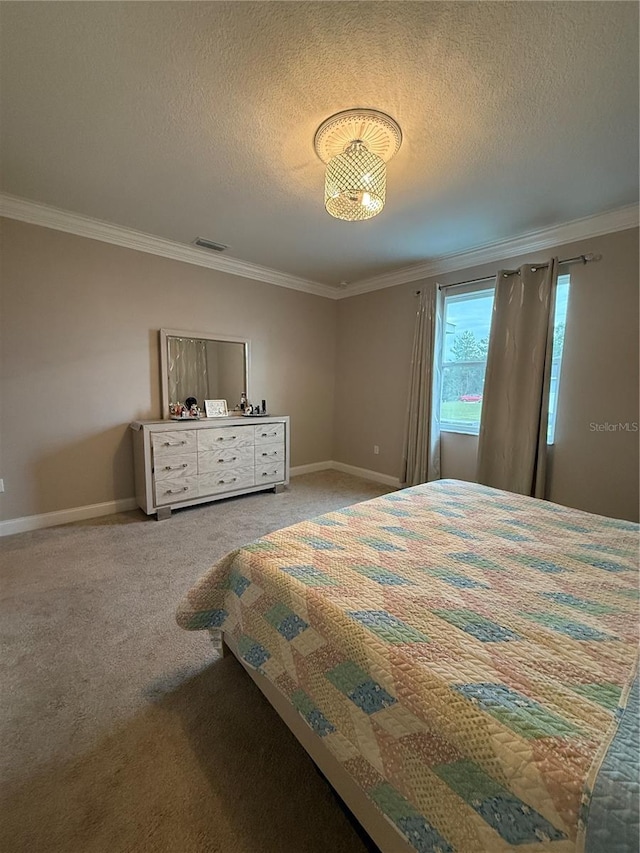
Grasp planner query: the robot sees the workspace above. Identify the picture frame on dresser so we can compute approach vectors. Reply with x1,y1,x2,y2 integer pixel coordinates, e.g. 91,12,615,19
204,399,228,418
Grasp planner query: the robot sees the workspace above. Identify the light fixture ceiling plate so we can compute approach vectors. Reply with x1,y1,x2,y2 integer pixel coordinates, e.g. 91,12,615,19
314,109,402,164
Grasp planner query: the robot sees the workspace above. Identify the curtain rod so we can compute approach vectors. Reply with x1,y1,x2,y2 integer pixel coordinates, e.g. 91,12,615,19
414,252,602,295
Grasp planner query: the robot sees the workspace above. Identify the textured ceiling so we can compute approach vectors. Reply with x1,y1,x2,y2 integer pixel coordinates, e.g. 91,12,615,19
1,2,638,286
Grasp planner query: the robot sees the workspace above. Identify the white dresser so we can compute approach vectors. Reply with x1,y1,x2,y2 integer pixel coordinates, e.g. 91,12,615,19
130,416,290,519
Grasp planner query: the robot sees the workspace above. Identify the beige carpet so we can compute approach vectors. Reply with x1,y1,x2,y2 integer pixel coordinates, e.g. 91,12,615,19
0,471,392,853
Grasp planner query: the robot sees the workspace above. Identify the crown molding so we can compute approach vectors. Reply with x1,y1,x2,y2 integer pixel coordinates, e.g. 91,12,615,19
0,193,340,300
340,203,640,298
1,192,636,302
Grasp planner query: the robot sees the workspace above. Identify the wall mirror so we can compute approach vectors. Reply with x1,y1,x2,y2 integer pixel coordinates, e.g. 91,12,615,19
159,329,250,419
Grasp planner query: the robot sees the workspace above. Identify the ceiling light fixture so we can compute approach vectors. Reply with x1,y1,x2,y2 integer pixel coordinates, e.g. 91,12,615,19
314,109,402,222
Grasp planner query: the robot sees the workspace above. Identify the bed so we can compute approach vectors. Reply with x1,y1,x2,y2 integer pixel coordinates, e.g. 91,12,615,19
176,479,639,853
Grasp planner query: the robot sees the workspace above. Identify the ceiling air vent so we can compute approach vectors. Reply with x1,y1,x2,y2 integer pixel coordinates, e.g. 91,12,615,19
193,237,228,252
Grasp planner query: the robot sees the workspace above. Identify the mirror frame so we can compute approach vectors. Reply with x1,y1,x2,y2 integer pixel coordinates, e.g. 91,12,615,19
159,328,251,420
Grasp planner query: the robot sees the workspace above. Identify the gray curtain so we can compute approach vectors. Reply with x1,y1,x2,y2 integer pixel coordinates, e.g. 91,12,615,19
401,283,443,486
477,258,558,497
168,337,209,406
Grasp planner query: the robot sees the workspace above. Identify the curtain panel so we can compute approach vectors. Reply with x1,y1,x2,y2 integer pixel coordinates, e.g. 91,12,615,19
477,259,559,498
401,283,443,487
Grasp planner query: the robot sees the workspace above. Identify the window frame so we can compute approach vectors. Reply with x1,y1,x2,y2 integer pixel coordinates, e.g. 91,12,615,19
546,273,571,445
439,281,494,436
437,275,570,443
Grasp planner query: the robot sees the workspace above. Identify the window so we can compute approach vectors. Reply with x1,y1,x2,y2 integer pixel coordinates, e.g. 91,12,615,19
440,285,494,435
439,274,570,441
547,274,570,443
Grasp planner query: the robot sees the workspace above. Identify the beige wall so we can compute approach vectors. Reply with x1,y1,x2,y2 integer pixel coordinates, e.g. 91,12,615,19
335,227,640,521
2,219,638,524
0,219,337,520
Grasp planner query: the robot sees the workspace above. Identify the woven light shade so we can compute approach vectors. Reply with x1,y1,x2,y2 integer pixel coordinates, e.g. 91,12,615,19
324,141,386,221
314,109,402,223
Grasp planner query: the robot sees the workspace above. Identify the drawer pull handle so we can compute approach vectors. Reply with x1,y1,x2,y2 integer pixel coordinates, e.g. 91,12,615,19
163,440,187,447
165,486,189,494
164,463,188,470
262,471,278,477
218,477,238,485
261,431,277,437
217,457,237,463
217,435,237,441
261,451,278,457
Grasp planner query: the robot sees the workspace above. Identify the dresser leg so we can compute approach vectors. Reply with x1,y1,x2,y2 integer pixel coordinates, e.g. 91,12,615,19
273,483,285,494
156,507,172,520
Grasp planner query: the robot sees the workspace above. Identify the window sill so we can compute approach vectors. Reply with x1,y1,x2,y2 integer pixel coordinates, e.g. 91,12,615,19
440,426,480,437
441,426,557,446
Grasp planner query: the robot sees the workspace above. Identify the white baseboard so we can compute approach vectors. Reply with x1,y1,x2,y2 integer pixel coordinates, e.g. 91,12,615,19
0,463,399,536
330,461,401,488
290,460,400,488
0,497,138,537
289,461,334,476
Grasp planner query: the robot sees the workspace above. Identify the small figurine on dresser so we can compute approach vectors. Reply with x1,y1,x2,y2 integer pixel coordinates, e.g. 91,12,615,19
233,393,268,417
243,398,268,416
170,399,201,419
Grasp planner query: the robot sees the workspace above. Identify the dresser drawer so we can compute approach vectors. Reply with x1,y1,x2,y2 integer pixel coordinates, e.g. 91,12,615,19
197,426,254,452
255,423,285,445
152,430,197,458
256,461,285,484
199,467,255,497
154,453,198,481
198,446,254,474
155,476,198,506
255,442,285,465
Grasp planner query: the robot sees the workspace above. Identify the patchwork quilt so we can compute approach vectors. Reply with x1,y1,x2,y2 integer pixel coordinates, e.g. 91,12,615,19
176,480,639,853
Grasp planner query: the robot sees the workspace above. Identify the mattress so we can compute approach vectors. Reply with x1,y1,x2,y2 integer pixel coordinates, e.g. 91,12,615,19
176,479,639,853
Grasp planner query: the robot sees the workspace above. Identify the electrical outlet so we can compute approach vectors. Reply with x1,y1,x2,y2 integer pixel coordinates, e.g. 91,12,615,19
0,479,4,493
373,445,380,455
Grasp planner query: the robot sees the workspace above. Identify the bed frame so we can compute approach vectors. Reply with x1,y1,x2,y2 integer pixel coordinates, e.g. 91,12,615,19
216,630,415,853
